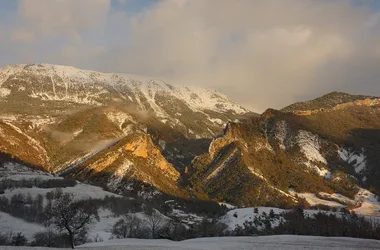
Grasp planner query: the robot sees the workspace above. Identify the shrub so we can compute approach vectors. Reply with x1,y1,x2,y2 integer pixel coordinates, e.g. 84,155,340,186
11,232,28,246
31,230,69,248
0,233,9,246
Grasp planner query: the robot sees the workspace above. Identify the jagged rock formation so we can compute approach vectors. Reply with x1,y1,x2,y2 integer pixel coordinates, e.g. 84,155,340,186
184,98,380,209
62,132,184,198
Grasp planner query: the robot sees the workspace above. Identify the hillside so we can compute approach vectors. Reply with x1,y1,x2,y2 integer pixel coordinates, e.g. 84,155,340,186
281,92,373,113
184,96,380,212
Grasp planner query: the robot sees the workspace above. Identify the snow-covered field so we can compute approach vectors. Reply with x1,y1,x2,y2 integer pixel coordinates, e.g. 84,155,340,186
0,235,379,249
0,183,119,200
0,212,44,240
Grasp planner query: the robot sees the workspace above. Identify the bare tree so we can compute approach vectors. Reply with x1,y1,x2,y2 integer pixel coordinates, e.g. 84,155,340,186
112,213,144,238
45,189,99,249
145,209,163,238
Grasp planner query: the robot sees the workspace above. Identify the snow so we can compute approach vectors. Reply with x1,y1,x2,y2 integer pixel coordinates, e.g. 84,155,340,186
220,205,380,234
106,111,135,131
338,148,367,174
254,141,274,152
0,235,379,250
218,202,236,209
27,116,56,130
220,207,285,230
204,148,239,182
107,159,133,190
318,192,357,206
0,63,250,118
158,140,166,150
87,209,121,241
2,121,47,160
29,91,102,106
248,166,297,202
287,189,380,216
171,209,204,224
209,118,224,125
0,212,45,241
297,130,326,164
289,192,344,207
353,188,380,216
0,162,58,180
295,130,332,178
275,120,287,150
304,162,331,178
0,183,119,200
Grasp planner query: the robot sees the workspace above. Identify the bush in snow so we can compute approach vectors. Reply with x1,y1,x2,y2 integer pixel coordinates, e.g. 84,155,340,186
158,222,190,241
193,218,228,238
112,213,146,239
31,230,70,248
0,232,11,246
145,208,164,238
231,208,380,240
11,232,28,246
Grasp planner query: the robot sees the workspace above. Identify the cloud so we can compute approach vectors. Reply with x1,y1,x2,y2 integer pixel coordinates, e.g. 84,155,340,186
2,0,380,112
18,0,111,41
102,0,374,111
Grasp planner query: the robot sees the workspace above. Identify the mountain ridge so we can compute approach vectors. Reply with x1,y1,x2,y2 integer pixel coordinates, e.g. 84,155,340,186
281,91,375,113
0,63,379,215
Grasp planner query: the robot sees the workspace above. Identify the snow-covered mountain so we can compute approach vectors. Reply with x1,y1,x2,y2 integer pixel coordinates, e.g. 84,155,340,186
0,63,255,197
0,63,250,118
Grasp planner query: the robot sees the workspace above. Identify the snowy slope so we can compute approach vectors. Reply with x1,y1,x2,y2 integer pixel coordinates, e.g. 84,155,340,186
0,162,119,200
220,207,285,230
0,212,45,241
0,63,249,115
0,162,56,180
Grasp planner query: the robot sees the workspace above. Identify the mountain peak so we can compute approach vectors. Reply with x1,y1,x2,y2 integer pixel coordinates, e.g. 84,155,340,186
0,63,252,116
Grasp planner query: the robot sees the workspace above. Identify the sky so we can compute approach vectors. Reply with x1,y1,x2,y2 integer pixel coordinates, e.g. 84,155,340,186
1,0,380,112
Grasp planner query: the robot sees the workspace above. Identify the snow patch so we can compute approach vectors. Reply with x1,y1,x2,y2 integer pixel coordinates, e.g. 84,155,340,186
318,192,357,206
209,118,224,125
289,191,344,207
353,188,380,216
204,148,238,182
304,162,331,179
220,207,285,230
297,130,326,164
248,166,297,202
338,148,366,174
158,140,166,150
275,120,288,150
107,159,133,190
